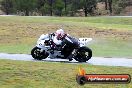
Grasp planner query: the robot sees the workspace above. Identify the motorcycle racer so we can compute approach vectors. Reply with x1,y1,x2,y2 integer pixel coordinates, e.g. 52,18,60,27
53,29,67,45
38,29,69,50
38,29,73,60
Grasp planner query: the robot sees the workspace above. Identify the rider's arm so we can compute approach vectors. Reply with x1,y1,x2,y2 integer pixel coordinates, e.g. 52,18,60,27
53,36,62,45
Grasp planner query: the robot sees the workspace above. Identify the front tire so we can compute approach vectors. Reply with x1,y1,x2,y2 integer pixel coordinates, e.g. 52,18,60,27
74,47,92,62
31,46,49,60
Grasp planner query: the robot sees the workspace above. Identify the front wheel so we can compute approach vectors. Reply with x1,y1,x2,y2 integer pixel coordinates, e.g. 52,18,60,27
74,47,92,62
31,46,49,60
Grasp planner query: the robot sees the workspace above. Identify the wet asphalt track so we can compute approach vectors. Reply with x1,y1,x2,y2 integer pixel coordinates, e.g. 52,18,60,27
0,53,132,67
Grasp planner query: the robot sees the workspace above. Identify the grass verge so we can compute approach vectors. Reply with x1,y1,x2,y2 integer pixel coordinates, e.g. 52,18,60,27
0,59,132,88
89,38,132,58
0,16,132,57
0,16,132,30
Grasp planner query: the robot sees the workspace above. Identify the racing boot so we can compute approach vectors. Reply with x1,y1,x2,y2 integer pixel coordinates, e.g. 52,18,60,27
67,54,73,61
69,58,73,61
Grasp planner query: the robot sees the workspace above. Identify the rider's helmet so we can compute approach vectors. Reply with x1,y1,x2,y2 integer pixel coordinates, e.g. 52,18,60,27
55,29,67,40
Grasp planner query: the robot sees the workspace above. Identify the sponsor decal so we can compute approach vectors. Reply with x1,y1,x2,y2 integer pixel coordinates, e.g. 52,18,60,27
76,67,131,85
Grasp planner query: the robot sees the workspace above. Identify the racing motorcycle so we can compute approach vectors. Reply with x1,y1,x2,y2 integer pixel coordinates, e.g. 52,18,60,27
31,33,92,62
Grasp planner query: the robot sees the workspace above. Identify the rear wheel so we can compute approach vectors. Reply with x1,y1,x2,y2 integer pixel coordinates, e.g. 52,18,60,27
31,46,49,60
74,47,92,62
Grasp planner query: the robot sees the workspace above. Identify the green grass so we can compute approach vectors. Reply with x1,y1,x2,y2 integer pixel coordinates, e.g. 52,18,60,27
89,38,132,58
0,59,132,88
0,16,132,57
0,16,132,30
1,38,132,58
0,44,33,54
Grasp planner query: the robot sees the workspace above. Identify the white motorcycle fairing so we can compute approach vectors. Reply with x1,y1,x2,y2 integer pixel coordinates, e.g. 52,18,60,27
31,34,92,62
79,38,92,47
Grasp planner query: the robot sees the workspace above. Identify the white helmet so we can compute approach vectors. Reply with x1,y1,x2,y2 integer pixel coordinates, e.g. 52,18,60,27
55,29,66,40
56,29,64,35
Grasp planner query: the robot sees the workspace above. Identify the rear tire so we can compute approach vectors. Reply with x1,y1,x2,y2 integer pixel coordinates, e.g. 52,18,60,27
74,47,92,62
31,46,49,60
